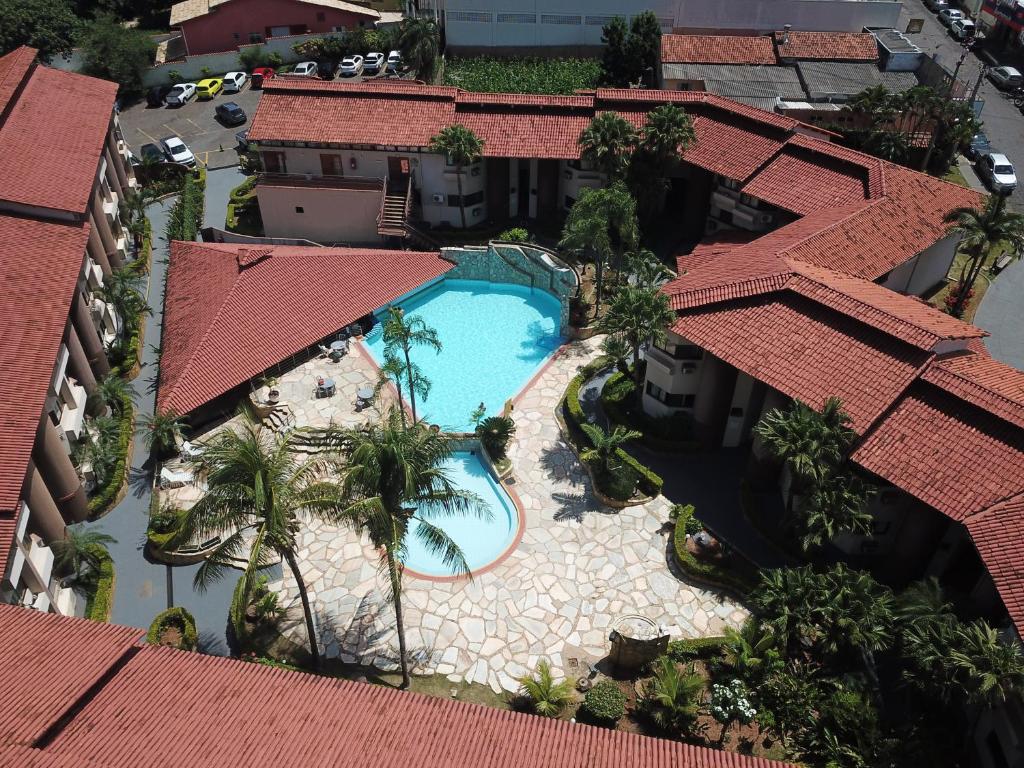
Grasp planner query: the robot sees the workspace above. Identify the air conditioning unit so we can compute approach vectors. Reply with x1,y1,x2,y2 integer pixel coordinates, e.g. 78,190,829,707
431,193,444,203
759,213,774,225
681,363,697,374
21,588,34,606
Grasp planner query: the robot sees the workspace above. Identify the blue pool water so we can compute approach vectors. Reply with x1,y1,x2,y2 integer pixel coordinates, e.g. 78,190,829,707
364,278,563,431
402,452,519,577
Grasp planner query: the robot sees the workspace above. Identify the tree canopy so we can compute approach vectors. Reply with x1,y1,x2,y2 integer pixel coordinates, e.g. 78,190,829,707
0,0,81,62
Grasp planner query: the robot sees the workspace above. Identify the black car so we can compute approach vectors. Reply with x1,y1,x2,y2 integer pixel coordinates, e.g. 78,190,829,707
140,143,165,162
965,131,992,160
146,85,171,107
215,101,247,126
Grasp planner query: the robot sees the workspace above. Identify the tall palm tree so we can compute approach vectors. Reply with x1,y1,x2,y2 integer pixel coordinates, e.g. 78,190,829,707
428,124,485,229
398,17,440,81
578,111,637,180
98,267,149,336
559,182,639,315
323,410,486,688
944,196,1024,317
175,417,345,669
597,285,674,390
949,621,1024,708
626,249,670,290
375,351,410,424
118,187,151,252
51,527,116,583
629,104,695,216
139,409,185,455
381,306,441,423
799,471,874,553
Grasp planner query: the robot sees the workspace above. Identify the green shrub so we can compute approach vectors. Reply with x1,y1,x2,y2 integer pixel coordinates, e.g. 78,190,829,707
667,635,727,662
497,227,530,242
582,679,627,724
477,415,516,460
87,389,134,518
591,461,639,501
83,547,115,622
229,175,257,202
166,169,206,242
147,606,198,650
671,510,758,596
443,56,600,95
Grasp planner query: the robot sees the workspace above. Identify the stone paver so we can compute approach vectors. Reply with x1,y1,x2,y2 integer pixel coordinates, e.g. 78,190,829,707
266,337,749,693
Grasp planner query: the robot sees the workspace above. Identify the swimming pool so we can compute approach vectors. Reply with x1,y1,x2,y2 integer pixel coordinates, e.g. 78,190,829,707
402,452,520,577
364,278,563,431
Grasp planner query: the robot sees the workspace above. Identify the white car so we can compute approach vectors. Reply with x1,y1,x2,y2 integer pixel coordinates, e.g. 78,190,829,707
222,71,247,92
160,135,197,167
292,61,318,77
364,51,385,74
978,152,1017,194
386,50,402,73
938,8,965,26
338,55,364,76
164,82,196,106
989,65,1024,90
951,18,976,39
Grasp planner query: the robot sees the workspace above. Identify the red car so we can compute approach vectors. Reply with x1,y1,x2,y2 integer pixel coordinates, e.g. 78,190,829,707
251,67,276,88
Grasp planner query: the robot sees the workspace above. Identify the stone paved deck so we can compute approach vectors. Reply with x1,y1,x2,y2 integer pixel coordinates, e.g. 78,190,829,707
268,337,749,693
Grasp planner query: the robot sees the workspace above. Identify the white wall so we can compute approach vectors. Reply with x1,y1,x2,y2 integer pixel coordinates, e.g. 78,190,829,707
880,235,958,296
257,184,384,243
642,331,704,416
673,0,901,33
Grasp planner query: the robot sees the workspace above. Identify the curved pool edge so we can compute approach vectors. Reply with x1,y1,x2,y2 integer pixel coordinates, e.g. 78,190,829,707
401,446,527,584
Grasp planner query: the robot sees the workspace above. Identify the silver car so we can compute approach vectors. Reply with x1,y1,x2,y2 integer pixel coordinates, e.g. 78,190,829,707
164,82,196,106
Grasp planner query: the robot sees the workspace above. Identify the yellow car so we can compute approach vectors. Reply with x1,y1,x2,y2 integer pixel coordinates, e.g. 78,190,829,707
195,78,223,100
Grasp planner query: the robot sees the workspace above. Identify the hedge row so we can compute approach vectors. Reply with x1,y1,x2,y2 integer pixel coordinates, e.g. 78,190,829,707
147,606,198,650
84,548,115,622
110,218,152,379
561,359,664,497
667,635,728,662
600,370,700,453
87,389,135,518
166,169,206,242
672,511,758,597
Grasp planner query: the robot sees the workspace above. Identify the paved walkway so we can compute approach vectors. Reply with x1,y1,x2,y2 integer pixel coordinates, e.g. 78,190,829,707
976,257,1024,370
202,165,246,230
269,338,748,693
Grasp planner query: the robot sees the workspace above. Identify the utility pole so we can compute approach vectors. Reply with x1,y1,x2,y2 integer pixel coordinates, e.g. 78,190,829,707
969,65,988,106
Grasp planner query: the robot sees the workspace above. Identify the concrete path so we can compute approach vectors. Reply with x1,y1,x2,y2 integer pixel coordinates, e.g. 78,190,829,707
976,257,1024,370
81,197,235,654
203,165,246,230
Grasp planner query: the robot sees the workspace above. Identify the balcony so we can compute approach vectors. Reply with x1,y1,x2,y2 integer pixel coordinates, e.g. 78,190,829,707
102,189,119,217
25,534,55,587
87,259,104,290
91,297,120,345
58,378,88,442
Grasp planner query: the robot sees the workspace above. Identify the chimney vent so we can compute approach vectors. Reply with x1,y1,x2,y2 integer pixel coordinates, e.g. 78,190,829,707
783,24,791,44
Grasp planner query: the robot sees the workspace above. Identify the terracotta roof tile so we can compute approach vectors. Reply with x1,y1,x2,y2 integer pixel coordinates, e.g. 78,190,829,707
0,50,118,215
922,352,1024,430
158,243,453,414
661,34,778,65
741,150,870,214
682,115,785,181
852,383,1024,520
0,46,35,117
966,493,1024,637
458,107,592,159
674,293,929,431
774,31,879,61
170,0,377,25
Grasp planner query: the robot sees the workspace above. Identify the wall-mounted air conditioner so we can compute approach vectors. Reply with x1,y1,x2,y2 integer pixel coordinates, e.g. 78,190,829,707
431,193,444,203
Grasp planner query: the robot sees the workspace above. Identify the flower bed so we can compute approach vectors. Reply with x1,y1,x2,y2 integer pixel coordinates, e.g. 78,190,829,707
147,606,198,650
443,56,600,95
671,505,758,597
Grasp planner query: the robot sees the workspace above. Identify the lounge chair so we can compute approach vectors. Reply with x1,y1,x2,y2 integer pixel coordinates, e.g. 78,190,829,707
180,440,203,459
159,466,192,489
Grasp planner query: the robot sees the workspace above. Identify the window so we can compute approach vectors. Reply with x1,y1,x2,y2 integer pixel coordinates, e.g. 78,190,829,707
448,10,492,22
320,154,344,176
645,383,695,409
262,151,286,173
295,206,304,213
497,12,535,22
448,191,484,207
249,33,263,43
585,15,615,25
541,13,581,24
654,341,702,360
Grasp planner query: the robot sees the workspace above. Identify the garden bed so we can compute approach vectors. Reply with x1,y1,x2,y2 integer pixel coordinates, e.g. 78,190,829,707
226,175,264,236
147,606,198,650
443,56,600,95
87,389,135,519
601,370,701,453
82,547,115,622
671,505,759,598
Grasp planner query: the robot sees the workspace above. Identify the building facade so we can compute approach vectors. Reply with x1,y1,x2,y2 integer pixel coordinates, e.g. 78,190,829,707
0,48,136,617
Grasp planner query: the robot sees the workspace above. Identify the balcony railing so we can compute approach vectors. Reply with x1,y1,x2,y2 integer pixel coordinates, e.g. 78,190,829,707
257,172,384,192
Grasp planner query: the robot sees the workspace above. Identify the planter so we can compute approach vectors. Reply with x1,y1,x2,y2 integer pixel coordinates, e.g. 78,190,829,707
268,389,281,404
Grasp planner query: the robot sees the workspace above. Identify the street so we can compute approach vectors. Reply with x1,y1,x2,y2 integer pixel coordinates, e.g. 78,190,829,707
898,0,1024,210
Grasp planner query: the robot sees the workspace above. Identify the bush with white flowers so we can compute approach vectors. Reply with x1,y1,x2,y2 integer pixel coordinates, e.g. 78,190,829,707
709,679,757,726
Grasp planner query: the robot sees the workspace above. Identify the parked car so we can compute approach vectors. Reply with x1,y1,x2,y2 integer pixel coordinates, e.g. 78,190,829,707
146,85,171,107
951,18,977,39
236,129,249,149
292,61,318,77
338,55,364,76
160,135,197,167
164,82,196,106
364,51,385,74
215,101,247,126
195,78,223,99
977,152,1017,193
387,50,402,73
251,67,275,88
965,131,992,160
939,8,965,26
317,60,337,80
140,143,165,163
222,71,248,93
925,0,949,9
988,65,1023,90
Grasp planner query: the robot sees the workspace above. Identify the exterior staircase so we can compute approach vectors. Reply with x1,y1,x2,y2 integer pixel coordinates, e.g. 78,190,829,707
261,403,294,433
377,177,412,238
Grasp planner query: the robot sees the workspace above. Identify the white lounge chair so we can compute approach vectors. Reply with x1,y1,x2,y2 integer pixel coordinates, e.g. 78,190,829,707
159,466,192,489
180,440,203,459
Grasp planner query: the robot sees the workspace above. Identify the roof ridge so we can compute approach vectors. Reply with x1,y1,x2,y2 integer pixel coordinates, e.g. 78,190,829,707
924,355,1024,426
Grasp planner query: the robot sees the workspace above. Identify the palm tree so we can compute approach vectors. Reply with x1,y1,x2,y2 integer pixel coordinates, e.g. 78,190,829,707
847,84,898,124
626,249,670,290
139,409,185,456
639,656,704,735
598,285,674,390
175,417,344,669
51,527,116,583
629,104,696,217
799,471,874,553
398,17,440,81
578,111,636,180
600,333,631,376
723,618,784,688
949,621,1024,708
428,124,485,229
516,659,575,717
98,267,149,336
381,306,441,423
754,397,854,514
580,422,641,475
118,187,151,252
944,196,1024,317
374,350,429,426
559,182,639,316
324,410,486,689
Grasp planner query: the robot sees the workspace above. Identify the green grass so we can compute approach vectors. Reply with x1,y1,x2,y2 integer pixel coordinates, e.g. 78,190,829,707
321,660,509,708
443,56,600,95
943,164,969,188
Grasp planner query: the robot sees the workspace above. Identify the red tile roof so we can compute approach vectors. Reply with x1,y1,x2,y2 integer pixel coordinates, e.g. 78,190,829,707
458,106,592,159
966,493,1024,638
741,150,870,214
0,215,90,575
774,31,880,61
661,34,778,65
158,243,453,415
0,47,118,215
0,46,35,117
853,383,1024,521
674,294,930,432
682,115,786,182
0,606,140,746
922,352,1024,429
0,605,795,768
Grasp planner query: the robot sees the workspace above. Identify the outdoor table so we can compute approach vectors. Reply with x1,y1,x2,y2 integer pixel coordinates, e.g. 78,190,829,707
330,340,348,352
316,378,336,397
356,386,373,402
